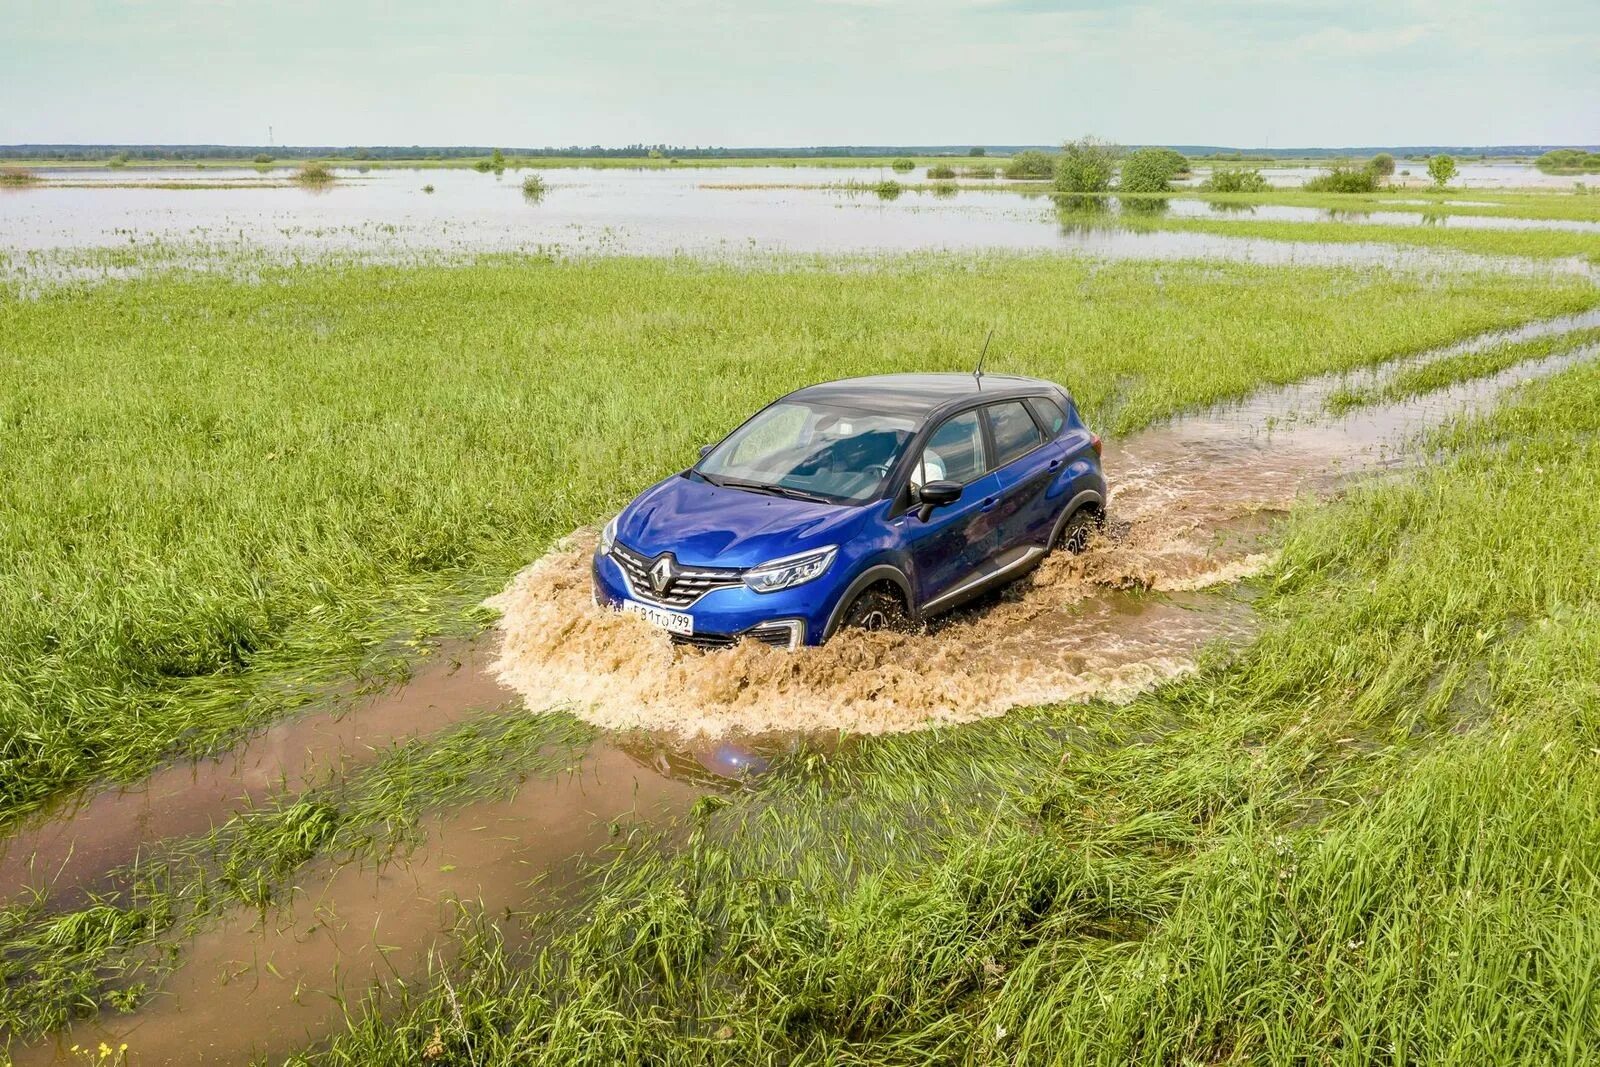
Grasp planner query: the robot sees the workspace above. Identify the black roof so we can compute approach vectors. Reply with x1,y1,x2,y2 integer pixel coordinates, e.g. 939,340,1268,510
787,373,1060,419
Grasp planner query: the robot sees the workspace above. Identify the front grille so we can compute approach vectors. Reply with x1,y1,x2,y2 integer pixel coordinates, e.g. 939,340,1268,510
610,541,744,609
671,623,800,652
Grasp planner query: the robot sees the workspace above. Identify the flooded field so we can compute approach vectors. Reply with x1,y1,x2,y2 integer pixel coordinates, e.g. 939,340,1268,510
2,164,1591,278
8,310,1599,1065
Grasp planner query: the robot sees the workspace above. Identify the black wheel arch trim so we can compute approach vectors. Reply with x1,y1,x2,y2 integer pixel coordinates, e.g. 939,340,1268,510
823,564,917,640
1050,488,1106,545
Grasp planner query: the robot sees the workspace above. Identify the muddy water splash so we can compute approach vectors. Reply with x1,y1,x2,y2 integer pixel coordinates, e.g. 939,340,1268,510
490,310,1600,738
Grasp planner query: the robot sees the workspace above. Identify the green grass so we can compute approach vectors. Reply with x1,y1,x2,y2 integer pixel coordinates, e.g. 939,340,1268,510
0,705,594,1036
1327,326,1600,411
1117,213,1600,265
288,352,1600,1065
1,255,1595,829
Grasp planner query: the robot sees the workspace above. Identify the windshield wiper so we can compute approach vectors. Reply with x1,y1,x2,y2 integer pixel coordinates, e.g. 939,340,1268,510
715,477,834,504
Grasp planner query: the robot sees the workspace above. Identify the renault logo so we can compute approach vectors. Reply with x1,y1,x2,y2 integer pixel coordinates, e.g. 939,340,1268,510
648,554,676,594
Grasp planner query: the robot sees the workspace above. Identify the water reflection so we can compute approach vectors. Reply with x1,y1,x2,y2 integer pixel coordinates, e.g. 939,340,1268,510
1117,196,1171,217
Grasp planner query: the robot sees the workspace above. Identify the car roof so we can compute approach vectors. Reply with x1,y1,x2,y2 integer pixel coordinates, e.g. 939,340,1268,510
785,373,1062,418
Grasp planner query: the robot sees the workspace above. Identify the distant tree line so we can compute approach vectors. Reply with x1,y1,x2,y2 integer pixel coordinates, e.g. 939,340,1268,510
0,144,1013,162
4,143,1587,164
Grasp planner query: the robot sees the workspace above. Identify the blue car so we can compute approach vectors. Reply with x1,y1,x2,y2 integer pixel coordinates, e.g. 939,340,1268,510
592,373,1106,649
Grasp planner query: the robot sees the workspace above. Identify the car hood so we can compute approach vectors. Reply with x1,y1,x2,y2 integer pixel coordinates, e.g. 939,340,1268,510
616,474,868,569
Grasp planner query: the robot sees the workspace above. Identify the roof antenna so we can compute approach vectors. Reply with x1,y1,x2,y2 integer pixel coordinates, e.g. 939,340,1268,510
973,327,995,384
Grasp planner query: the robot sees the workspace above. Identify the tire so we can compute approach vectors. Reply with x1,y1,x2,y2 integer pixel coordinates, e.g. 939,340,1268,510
841,586,911,633
1055,507,1101,555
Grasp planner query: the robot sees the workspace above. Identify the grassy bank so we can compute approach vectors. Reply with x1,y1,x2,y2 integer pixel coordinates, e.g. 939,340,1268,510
1,256,1595,828
291,353,1600,1065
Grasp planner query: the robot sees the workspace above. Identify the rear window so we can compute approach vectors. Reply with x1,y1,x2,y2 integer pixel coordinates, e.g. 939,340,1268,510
1026,396,1067,436
987,401,1044,467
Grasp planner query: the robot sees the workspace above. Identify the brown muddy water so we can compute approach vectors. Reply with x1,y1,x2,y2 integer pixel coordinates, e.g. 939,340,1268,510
7,310,1600,1065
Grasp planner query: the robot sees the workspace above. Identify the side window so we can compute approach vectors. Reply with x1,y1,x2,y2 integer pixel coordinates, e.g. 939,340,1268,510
1026,396,1067,436
915,410,987,487
986,401,1044,467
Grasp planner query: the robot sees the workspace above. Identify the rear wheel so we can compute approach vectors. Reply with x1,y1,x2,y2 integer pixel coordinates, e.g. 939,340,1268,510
841,586,911,633
1055,506,1102,555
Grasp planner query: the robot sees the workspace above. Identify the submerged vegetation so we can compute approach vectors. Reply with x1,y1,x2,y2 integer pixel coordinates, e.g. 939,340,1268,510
0,167,41,186
520,173,546,200
293,161,336,185
1326,325,1600,411
925,164,956,180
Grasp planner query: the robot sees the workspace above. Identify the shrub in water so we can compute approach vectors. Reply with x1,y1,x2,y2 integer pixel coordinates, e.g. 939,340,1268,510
1053,137,1117,193
1303,164,1379,193
926,164,956,179
961,164,997,179
1428,154,1458,188
890,158,915,172
0,166,41,186
1201,167,1269,193
521,174,546,200
1370,152,1396,177
253,153,273,165
874,179,903,200
293,162,335,185
1004,149,1057,180
1118,146,1186,193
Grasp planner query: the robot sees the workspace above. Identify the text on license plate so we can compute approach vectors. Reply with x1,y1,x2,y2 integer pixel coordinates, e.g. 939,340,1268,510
621,600,694,635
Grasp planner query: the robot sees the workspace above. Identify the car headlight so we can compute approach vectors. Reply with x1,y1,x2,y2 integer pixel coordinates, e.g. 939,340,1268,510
598,515,620,557
742,546,837,594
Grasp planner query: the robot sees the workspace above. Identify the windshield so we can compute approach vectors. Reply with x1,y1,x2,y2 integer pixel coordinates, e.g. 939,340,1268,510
696,400,919,503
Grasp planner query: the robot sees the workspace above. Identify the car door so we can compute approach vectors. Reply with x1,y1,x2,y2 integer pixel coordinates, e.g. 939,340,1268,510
982,399,1063,560
898,408,1002,605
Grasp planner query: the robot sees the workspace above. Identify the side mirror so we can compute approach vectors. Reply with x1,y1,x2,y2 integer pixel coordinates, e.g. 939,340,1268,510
698,444,714,458
916,479,962,522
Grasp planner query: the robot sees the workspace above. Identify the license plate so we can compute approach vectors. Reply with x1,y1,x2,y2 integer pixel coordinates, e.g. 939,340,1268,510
621,599,694,635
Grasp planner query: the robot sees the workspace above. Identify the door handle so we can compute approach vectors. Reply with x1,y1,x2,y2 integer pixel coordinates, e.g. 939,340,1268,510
980,496,999,511
1047,458,1063,471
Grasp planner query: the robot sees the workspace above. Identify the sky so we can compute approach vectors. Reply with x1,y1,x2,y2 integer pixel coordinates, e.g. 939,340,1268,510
3,0,1596,148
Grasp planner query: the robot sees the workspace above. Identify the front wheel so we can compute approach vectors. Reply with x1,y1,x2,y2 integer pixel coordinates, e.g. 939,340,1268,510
1055,507,1103,554
841,587,911,633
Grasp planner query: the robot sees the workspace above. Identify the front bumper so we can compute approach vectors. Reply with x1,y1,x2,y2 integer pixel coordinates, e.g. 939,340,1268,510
592,550,834,649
